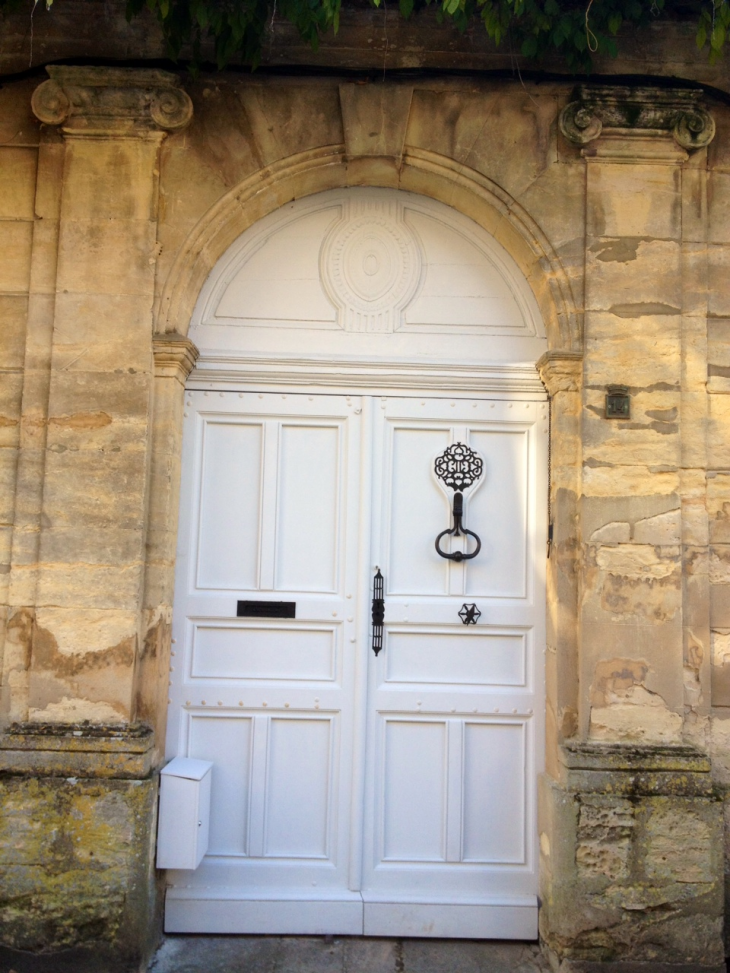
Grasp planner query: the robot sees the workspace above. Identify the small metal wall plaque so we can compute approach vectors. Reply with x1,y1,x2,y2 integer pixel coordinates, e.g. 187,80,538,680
605,385,630,419
237,600,296,618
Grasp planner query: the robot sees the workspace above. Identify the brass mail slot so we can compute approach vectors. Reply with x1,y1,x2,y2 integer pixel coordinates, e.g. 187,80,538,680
236,600,296,619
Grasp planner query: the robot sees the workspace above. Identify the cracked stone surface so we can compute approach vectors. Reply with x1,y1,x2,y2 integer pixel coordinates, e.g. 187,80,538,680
147,936,550,973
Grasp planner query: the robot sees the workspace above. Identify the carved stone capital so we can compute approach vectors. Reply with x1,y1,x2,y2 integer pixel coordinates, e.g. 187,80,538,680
559,85,715,156
153,333,199,384
536,351,583,396
32,66,193,139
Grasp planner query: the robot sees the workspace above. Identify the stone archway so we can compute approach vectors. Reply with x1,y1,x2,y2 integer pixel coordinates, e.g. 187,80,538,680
156,146,581,355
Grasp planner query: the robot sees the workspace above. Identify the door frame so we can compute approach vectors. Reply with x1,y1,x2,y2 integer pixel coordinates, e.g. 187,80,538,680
165,369,548,937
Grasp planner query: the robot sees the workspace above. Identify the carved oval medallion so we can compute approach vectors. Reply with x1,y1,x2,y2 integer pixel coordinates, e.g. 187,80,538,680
322,210,421,332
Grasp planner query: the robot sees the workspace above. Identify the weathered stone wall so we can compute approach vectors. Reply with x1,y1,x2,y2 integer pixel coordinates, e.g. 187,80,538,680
540,745,724,970
1,62,730,969
0,724,161,973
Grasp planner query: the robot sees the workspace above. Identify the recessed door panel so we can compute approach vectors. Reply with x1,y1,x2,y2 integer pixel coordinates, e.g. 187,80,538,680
462,722,525,863
264,717,333,858
190,623,337,681
276,423,340,592
387,427,451,595
189,715,252,856
383,720,447,862
384,629,527,687
197,421,263,590
465,429,528,599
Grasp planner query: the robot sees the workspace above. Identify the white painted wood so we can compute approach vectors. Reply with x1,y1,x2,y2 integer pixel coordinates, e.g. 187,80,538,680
166,187,547,936
167,391,364,925
189,189,546,381
188,716,251,856
360,395,546,918
384,629,527,687
190,622,336,681
165,892,364,935
189,360,547,395
362,899,538,939
265,717,333,858
167,388,545,935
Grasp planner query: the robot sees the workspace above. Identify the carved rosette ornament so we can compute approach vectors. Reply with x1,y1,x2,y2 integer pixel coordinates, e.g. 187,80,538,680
559,85,715,153
32,66,193,138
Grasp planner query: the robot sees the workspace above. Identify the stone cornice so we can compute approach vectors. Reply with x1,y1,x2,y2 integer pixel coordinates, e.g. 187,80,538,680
0,721,156,778
153,333,199,384
32,66,193,139
559,85,715,156
536,351,583,396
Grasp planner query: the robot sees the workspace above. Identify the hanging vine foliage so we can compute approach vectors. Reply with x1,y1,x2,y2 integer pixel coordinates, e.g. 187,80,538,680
7,0,730,72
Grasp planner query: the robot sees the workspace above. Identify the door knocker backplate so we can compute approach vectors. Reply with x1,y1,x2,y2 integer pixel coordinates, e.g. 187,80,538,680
433,442,484,562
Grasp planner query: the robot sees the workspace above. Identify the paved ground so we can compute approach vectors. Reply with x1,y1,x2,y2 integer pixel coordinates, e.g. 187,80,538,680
148,936,550,973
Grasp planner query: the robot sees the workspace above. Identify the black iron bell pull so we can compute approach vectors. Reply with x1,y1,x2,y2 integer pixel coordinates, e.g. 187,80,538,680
433,442,484,563
371,568,385,656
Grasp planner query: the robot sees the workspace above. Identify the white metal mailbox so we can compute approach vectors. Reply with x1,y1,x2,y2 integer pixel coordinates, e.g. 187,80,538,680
156,757,213,870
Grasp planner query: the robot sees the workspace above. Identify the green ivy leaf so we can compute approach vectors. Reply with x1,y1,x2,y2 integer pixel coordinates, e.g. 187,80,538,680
521,33,537,56
608,13,622,35
27,0,729,79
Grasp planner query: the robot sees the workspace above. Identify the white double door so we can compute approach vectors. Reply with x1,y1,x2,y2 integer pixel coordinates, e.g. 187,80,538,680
166,388,546,938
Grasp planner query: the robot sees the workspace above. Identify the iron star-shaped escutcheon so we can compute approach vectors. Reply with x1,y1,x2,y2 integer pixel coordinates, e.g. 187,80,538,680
458,604,481,625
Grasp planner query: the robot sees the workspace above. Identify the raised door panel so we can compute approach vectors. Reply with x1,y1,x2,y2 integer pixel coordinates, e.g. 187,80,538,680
384,629,527,688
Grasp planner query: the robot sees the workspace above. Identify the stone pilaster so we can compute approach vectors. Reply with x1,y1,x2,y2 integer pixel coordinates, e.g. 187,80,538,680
537,351,583,776
560,85,716,747
0,68,192,971
540,86,723,971
135,334,198,748
19,67,191,726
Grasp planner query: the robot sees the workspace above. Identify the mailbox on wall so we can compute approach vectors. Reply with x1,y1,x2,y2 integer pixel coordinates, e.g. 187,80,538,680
156,756,213,870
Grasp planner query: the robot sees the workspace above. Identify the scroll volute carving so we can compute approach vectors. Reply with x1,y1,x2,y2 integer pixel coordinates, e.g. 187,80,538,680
32,66,193,137
559,85,715,152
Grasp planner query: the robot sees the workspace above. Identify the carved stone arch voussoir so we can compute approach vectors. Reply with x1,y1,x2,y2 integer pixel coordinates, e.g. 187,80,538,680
155,145,581,356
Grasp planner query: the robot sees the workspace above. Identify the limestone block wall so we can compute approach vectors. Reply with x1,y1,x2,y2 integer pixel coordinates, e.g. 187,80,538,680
0,80,40,723
1,66,730,968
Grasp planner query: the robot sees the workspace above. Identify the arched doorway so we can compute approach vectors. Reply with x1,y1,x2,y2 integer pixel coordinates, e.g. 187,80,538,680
165,187,548,938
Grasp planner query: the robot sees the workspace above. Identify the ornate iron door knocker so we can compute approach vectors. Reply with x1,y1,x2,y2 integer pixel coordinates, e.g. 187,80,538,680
433,442,484,562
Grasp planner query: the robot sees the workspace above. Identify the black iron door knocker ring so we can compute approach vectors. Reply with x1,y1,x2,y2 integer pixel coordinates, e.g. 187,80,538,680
433,442,484,562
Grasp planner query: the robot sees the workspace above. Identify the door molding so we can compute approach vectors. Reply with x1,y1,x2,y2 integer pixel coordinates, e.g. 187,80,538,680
187,358,546,396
